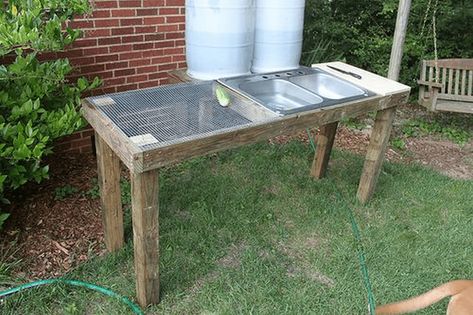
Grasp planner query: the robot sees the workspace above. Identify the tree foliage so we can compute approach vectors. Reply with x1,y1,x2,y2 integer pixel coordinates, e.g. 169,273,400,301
303,0,473,86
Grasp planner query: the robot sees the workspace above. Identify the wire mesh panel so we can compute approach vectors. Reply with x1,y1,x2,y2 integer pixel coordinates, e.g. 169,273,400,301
87,82,254,151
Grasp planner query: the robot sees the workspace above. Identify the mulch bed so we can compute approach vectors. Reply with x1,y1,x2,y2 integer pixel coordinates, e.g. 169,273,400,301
1,153,105,280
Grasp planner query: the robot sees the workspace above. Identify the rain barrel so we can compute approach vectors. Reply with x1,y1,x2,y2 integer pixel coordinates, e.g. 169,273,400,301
251,0,306,73
185,0,255,80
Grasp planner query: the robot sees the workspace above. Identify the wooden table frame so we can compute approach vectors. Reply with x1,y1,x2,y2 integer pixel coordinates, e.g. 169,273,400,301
83,63,410,308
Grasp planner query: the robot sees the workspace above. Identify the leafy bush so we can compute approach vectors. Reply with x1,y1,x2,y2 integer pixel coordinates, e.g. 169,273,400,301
0,0,100,227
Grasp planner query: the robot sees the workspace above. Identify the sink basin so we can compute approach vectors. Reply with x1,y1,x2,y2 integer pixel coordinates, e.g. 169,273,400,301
218,66,375,116
239,79,323,114
289,73,366,99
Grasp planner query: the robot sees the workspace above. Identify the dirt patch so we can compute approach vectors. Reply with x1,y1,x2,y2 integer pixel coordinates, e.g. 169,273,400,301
332,126,407,164
303,235,323,249
217,242,246,269
277,233,335,287
282,219,296,230
262,184,281,196
168,242,247,312
186,270,220,297
286,265,335,288
166,269,220,314
405,137,473,180
277,233,326,260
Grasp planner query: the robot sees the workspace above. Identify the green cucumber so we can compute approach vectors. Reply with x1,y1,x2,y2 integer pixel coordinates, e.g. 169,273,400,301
215,86,231,107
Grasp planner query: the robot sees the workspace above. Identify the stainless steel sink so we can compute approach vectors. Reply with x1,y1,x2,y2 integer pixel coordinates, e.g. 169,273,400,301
289,72,366,99
239,79,323,113
218,66,375,116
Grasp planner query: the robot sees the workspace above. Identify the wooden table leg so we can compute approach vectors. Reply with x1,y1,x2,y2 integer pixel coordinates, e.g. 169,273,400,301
131,170,160,307
310,122,339,179
357,107,396,204
95,133,124,252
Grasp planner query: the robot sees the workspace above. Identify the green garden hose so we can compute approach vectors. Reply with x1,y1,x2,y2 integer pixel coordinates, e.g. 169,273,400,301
306,129,376,314
0,278,144,315
306,128,317,152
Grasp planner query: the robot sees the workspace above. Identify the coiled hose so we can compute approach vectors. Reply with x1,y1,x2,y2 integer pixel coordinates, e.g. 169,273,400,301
0,278,144,315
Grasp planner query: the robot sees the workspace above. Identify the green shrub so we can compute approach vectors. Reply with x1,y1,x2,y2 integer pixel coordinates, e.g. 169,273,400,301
0,0,101,227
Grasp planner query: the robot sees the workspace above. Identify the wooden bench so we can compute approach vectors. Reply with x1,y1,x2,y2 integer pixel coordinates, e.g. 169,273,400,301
418,59,473,114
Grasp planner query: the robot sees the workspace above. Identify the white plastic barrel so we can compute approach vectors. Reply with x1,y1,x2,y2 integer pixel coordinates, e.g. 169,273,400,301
185,0,255,80
252,0,306,73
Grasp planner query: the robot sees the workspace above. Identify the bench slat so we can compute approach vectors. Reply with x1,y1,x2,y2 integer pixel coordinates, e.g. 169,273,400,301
417,80,443,89
425,59,473,70
428,66,434,93
455,69,460,94
438,93,473,102
468,70,473,96
441,67,447,93
448,68,454,94
461,69,466,95
436,100,473,114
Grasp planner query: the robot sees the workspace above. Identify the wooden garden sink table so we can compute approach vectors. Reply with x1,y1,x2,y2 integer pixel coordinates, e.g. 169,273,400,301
81,61,410,308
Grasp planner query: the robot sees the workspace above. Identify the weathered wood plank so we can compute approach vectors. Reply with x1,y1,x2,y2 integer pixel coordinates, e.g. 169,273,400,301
425,59,473,69
419,60,427,101
95,133,124,252
357,108,396,203
436,101,473,114
310,122,339,179
441,67,447,93
316,62,410,96
418,97,433,108
386,0,411,81
357,0,411,204
428,66,434,93
448,68,454,94
82,99,143,172
455,69,460,95
417,80,443,89
139,93,409,172
469,70,473,96
131,169,160,307
437,93,473,102
420,61,427,81
461,69,467,95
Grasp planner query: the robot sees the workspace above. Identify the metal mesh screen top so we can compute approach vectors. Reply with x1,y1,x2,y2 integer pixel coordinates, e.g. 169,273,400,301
87,82,254,151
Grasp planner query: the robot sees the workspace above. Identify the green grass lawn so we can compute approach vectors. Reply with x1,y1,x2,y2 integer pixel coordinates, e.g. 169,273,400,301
1,141,472,314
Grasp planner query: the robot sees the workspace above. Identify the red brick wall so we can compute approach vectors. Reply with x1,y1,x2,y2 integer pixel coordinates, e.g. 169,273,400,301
55,128,96,154
55,0,186,154
69,0,186,94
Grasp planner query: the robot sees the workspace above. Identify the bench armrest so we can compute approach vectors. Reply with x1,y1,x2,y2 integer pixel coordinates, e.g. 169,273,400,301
417,80,444,89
